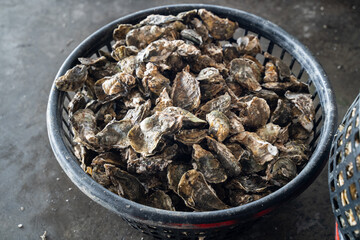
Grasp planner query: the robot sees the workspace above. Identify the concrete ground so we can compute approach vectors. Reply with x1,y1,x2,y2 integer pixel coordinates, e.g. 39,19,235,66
1,0,359,239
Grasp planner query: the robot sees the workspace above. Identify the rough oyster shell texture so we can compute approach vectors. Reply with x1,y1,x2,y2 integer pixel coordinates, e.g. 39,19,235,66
54,9,315,211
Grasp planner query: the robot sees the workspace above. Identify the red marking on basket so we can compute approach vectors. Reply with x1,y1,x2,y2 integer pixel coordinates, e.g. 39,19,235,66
335,222,340,240
253,207,273,218
170,220,237,229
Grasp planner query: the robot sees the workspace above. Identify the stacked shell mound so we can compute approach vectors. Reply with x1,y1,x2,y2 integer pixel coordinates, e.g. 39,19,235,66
55,9,315,212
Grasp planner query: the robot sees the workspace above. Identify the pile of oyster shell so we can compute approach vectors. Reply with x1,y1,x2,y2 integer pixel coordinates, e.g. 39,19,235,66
55,9,315,211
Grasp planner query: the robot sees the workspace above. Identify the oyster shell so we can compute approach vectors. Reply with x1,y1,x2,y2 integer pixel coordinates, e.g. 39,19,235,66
180,29,203,45
55,64,88,92
277,140,309,165
263,62,278,83
197,92,231,118
92,152,126,170
207,136,242,177
226,112,245,135
206,110,230,142
223,43,240,63
229,58,261,91
162,107,207,127
192,144,227,184
147,190,175,211
68,92,87,119
95,119,133,150
256,123,281,144
239,97,270,129
285,91,315,132
71,109,99,150
266,157,297,187
174,129,208,145
201,43,223,63
226,175,268,193
190,18,210,43
153,88,173,112
94,72,136,103
127,144,177,174
237,35,261,56
270,99,292,127
127,111,182,156
229,190,264,206
198,9,238,40
196,67,224,83
104,164,145,202
138,14,180,26
177,169,229,211
142,63,171,95
111,45,139,61
171,65,201,111
264,52,291,81
167,163,192,193
230,131,278,165
113,24,133,41
126,25,165,49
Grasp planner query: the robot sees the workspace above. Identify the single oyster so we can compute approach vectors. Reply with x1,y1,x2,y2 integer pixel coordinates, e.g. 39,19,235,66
256,123,281,144
201,43,223,63
207,136,242,177
177,9,198,23
138,14,180,26
111,45,139,61
123,100,152,125
206,110,230,142
200,82,225,101
229,58,261,91
270,99,292,127
68,92,87,119
253,89,279,110
239,97,270,129
142,63,171,95
180,29,203,45
174,129,208,145
162,107,207,127
264,52,291,81
171,65,201,111
189,54,217,73
71,109,99,150
176,42,201,58
198,9,238,40
167,163,192,193
127,144,177,174
104,164,145,202
91,164,111,186
177,169,229,211
147,190,175,211
285,91,315,132
289,121,313,140
226,175,268,193
153,88,173,112
196,67,224,83
94,102,116,126
190,18,210,43
266,157,297,187
55,65,88,92
125,25,165,49
237,35,261,56
113,24,133,41
117,55,137,75
263,61,278,83
137,39,183,63
94,72,136,103
223,43,240,63
197,92,231,118
277,140,309,165
127,111,182,156
123,89,146,109
230,131,278,165
74,143,96,171
78,56,108,67
226,112,245,135
229,190,264,206
95,119,133,150
92,152,126,170
192,144,227,184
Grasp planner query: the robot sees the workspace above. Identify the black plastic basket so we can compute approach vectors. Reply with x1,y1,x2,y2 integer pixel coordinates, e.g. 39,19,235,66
47,4,337,239
329,93,360,240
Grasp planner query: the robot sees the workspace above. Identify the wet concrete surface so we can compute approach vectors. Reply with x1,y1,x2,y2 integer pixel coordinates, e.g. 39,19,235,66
0,0,359,239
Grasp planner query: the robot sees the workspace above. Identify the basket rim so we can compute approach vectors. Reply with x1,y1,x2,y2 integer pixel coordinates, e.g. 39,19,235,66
47,4,337,227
